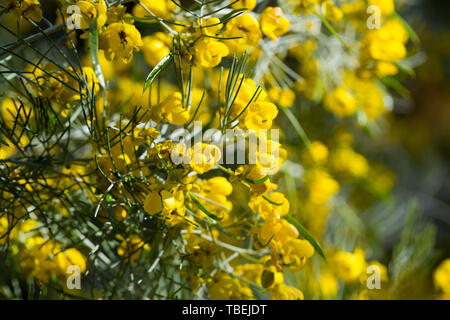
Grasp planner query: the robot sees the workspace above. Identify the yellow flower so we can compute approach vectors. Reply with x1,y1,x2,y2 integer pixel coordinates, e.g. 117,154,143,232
82,66,100,93
323,0,343,22
144,190,163,215
189,142,222,174
21,238,59,281
361,18,409,69
231,0,256,12
56,248,87,274
20,237,86,282
282,238,315,271
106,4,127,23
235,263,264,286
318,272,339,298
194,39,229,68
160,189,185,216
0,217,16,244
258,218,282,245
330,147,369,179
4,0,42,22
0,135,28,160
309,141,329,165
260,7,289,42
102,22,143,63
324,87,357,117
267,87,296,107
246,137,287,177
301,140,329,166
69,0,107,30
132,126,160,145
73,1,95,29
117,235,150,263
184,233,219,267
261,265,284,289
209,272,254,300
250,192,290,221
221,76,267,117
305,169,339,204
1,98,32,129
195,177,233,220
142,32,172,67
344,73,386,119
244,101,278,130
249,177,278,195
434,259,450,294
369,0,395,16
204,176,232,197
274,219,299,246
195,17,223,37
369,37,406,61
331,248,367,283
113,206,127,221
97,147,131,175
132,0,176,20
250,191,290,244
291,0,320,15
223,14,262,54
150,92,191,125
375,61,399,77
144,189,186,224
269,283,304,300
82,50,115,80
33,65,99,112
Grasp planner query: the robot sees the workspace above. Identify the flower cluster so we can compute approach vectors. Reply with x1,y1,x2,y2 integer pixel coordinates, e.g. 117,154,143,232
0,0,445,300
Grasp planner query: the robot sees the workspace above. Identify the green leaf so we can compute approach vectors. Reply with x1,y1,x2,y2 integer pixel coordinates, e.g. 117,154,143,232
143,53,173,93
262,194,283,206
105,194,116,227
393,61,415,77
283,214,326,260
245,175,270,184
214,223,245,241
219,8,245,24
189,192,223,221
89,20,106,89
314,10,348,49
393,12,420,46
280,107,316,162
381,76,410,97
255,233,274,248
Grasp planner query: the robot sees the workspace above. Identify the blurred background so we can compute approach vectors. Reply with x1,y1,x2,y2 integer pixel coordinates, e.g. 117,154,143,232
355,0,450,298
391,0,450,262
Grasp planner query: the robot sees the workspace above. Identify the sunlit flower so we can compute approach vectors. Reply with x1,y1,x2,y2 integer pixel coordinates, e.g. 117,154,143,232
260,7,289,42
102,22,143,63
4,0,42,22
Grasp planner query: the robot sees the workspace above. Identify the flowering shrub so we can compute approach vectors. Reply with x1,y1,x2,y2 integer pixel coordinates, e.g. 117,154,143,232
0,0,448,300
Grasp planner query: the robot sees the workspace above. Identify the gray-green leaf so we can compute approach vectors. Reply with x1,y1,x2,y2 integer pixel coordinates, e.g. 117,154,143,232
143,53,173,93
283,214,326,260
89,20,106,89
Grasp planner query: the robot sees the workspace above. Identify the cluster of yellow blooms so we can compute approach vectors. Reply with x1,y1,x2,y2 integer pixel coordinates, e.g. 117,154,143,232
0,0,446,300
0,217,86,284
